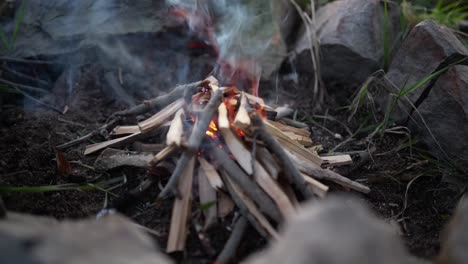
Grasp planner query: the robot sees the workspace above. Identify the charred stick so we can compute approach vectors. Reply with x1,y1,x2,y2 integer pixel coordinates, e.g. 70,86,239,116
0,77,50,94
0,56,56,65
56,118,120,149
209,141,282,222
250,113,313,200
159,88,224,199
112,80,207,117
0,65,50,87
10,86,63,113
221,172,268,239
216,216,248,264
110,160,174,212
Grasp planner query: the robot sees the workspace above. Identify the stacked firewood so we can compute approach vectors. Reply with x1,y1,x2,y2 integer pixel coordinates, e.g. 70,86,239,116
81,76,370,262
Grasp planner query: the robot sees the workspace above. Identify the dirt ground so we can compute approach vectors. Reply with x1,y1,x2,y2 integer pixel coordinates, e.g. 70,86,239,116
0,66,460,262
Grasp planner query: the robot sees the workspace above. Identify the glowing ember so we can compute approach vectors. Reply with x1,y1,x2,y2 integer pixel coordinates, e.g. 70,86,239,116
206,120,218,137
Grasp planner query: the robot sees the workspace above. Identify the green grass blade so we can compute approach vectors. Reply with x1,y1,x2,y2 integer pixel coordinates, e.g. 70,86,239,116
0,28,12,51
12,0,27,44
397,68,449,98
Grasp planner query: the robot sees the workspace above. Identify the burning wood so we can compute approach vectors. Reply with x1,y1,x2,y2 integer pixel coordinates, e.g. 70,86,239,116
77,76,370,260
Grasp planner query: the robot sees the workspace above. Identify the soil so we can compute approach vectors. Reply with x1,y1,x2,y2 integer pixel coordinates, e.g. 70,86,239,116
0,66,461,262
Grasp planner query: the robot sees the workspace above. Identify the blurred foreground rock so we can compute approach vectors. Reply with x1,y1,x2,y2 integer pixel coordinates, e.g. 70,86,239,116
0,212,172,264
245,196,410,264
383,20,468,162
438,198,468,264
294,0,401,86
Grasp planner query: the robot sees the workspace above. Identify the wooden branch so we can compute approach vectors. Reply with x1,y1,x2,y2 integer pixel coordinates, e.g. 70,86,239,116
198,166,218,230
283,132,313,147
219,103,295,218
233,92,251,130
159,89,224,198
268,120,311,138
84,131,142,155
218,191,235,218
57,118,120,150
264,120,322,166
301,173,329,198
138,99,184,133
112,80,207,117
167,157,195,253
321,155,353,167
218,103,253,175
215,216,248,264
223,173,279,239
166,108,184,146
208,141,282,222
288,150,370,194
251,113,313,200
198,157,223,189
149,145,178,166
110,125,140,136
256,147,280,180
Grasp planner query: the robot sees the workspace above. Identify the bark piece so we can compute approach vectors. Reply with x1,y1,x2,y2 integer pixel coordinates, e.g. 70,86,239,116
94,148,154,170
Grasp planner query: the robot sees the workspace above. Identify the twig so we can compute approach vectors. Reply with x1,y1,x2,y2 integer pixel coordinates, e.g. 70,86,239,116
0,77,50,94
250,113,313,200
12,86,63,113
208,140,282,222
216,216,248,264
56,118,120,149
112,80,208,117
0,56,56,65
159,88,223,199
0,65,50,86
57,117,86,128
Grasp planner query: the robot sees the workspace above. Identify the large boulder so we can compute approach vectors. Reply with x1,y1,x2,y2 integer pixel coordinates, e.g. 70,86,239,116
5,0,177,58
0,212,172,264
383,20,468,161
245,196,410,264
294,0,401,85
438,198,468,264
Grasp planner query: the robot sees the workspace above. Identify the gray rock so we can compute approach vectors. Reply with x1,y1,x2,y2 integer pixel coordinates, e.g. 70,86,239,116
4,0,177,58
438,198,468,264
383,20,468,161
245,196,409,264
0,212,172,264
294,0,401,85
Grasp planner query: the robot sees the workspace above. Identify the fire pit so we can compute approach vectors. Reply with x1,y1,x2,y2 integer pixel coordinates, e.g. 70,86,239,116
57,75,370,262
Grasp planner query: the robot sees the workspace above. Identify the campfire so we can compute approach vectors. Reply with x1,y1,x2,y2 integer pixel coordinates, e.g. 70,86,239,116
67,75,370,260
